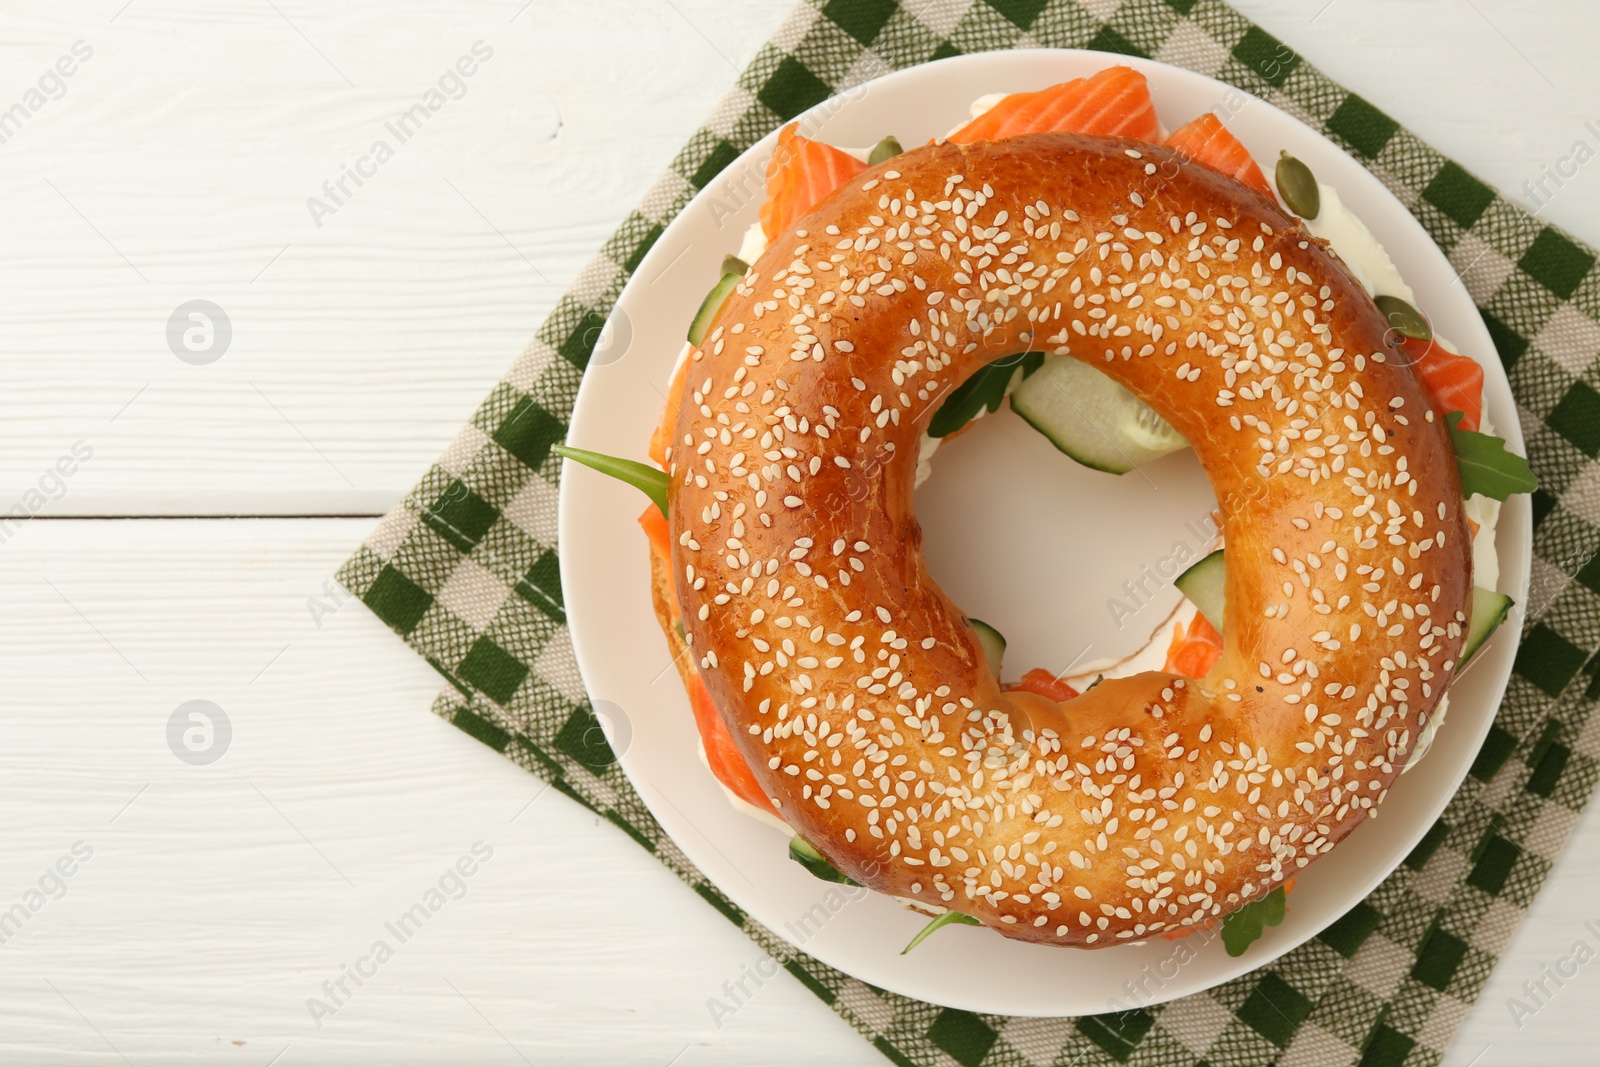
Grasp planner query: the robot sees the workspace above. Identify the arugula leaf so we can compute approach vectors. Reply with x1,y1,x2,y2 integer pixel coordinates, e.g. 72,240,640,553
901,909,982,955
1445,413,1538,501
552,444,668,516
1220,886,1288,957
788,836,859,886
927,352,1044,438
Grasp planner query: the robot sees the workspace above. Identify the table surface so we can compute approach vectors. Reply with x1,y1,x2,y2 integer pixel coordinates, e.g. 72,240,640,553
4,0,1597,1063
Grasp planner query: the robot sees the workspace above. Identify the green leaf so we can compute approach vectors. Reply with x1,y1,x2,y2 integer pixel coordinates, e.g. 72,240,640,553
1445,412,1538,501
901,909,982,954
1220,886,1288,957
788,835,859,886
927,352,1044,438
552,444,668,516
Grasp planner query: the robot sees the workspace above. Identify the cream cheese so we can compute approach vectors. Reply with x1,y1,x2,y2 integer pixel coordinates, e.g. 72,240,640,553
1299,182,1414,302
1464,494,1502,593
943,92,1009,139
1061,599,1207,689
736,220,768,265
1404,693,1449,773
668,338,694,376
914,433,941,488
1455,386,1502,594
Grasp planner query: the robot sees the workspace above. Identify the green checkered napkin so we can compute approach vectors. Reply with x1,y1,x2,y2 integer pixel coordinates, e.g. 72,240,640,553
337,1,1600,1062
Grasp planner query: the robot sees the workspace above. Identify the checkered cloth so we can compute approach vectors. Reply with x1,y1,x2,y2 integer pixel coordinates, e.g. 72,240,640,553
337,1,1600,1063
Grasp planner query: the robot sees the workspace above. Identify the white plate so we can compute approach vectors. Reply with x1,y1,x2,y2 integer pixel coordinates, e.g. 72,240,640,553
559,50,1532,1016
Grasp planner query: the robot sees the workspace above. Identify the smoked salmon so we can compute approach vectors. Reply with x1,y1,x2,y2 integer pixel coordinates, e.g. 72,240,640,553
1163,611,1225,679
1005,667,1081,703
1164,113,1271,196
949,65,1160,145
687,671,772,812
639,502,775,812
760,123,867,240
1404,336,1486,433
648,349,693,468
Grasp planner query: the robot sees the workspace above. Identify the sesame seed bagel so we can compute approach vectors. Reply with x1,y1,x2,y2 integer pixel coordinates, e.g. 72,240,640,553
667,133,1471,946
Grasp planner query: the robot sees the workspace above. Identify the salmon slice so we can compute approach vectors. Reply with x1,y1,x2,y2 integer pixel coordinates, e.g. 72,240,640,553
639,503,775,813
1164,113,1271,196
949,65,1160,145
1005,667,1080,703
1403,336,1486,433
760,123,868,241
1163,611,1224,679
648,349,693,469
687,671,773,812
638,502,672,563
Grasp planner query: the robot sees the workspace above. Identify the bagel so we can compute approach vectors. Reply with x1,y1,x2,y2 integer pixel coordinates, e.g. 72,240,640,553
663,132,1471,946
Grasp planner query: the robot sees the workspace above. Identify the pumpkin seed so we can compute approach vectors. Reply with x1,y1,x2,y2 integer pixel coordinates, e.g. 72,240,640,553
1275,151,1320,219
868,135,903,166
1375,295,1432,341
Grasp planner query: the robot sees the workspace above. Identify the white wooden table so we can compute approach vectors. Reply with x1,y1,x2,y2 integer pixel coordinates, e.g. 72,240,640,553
3,1,1596,1062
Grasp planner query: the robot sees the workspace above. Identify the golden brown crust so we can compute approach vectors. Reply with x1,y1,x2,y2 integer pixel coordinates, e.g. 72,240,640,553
666,133,1471,946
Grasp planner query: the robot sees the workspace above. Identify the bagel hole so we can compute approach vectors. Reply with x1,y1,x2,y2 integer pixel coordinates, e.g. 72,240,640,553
915,407,1218,686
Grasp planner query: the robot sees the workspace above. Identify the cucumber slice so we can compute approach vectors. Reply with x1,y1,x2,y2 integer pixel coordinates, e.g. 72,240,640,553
969,618,1006,679
1009,354,1187,474
1172,550,1509,671
1460,587,1513,667
788,835,859,886
721,253,750,278
688,272,741,347
1174,549,1226,633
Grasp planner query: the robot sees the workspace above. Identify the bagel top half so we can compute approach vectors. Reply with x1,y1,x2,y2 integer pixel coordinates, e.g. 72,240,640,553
664,133,1470,946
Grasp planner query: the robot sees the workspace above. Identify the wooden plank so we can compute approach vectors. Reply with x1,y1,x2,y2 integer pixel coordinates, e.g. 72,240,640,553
0,0,793,515
0,517,879,1063
0,0,1594,514
3,518,1595,1059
